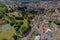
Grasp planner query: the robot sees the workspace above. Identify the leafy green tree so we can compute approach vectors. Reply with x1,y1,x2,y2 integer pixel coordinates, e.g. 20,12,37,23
47,9,55,16
57,7,60,11
27,19,31,23
0,12,4,19
20,22,23,25
10,22,15,26
12,35,17,40
48,20,53,23
21,24,31,34
15,16,24,20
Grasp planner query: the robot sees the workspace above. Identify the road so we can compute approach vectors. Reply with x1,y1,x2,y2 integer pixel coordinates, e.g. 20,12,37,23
22,9,57,40
22,9,42,40
22,15,41,40
22,9,50,40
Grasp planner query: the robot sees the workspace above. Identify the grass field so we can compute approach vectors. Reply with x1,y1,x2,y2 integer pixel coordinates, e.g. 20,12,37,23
0,6,7,12
8,12,19,17
0,27,15,40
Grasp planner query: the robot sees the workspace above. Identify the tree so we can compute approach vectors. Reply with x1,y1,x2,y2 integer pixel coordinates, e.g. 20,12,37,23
0,12,4,19
20,22,23,25
29,10,37,14
27,19,31,23
47,9,55,16
13,35,17,40
54,20,60,25
48,20,53,23
57,7,60,11
21,24,31,34
15,16,24,20
10,22,15,26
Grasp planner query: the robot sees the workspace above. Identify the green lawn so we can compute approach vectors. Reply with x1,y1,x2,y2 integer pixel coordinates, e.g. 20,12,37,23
0,6,7,12
8,12,19,17
22,19,28,26
0,27,15,40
